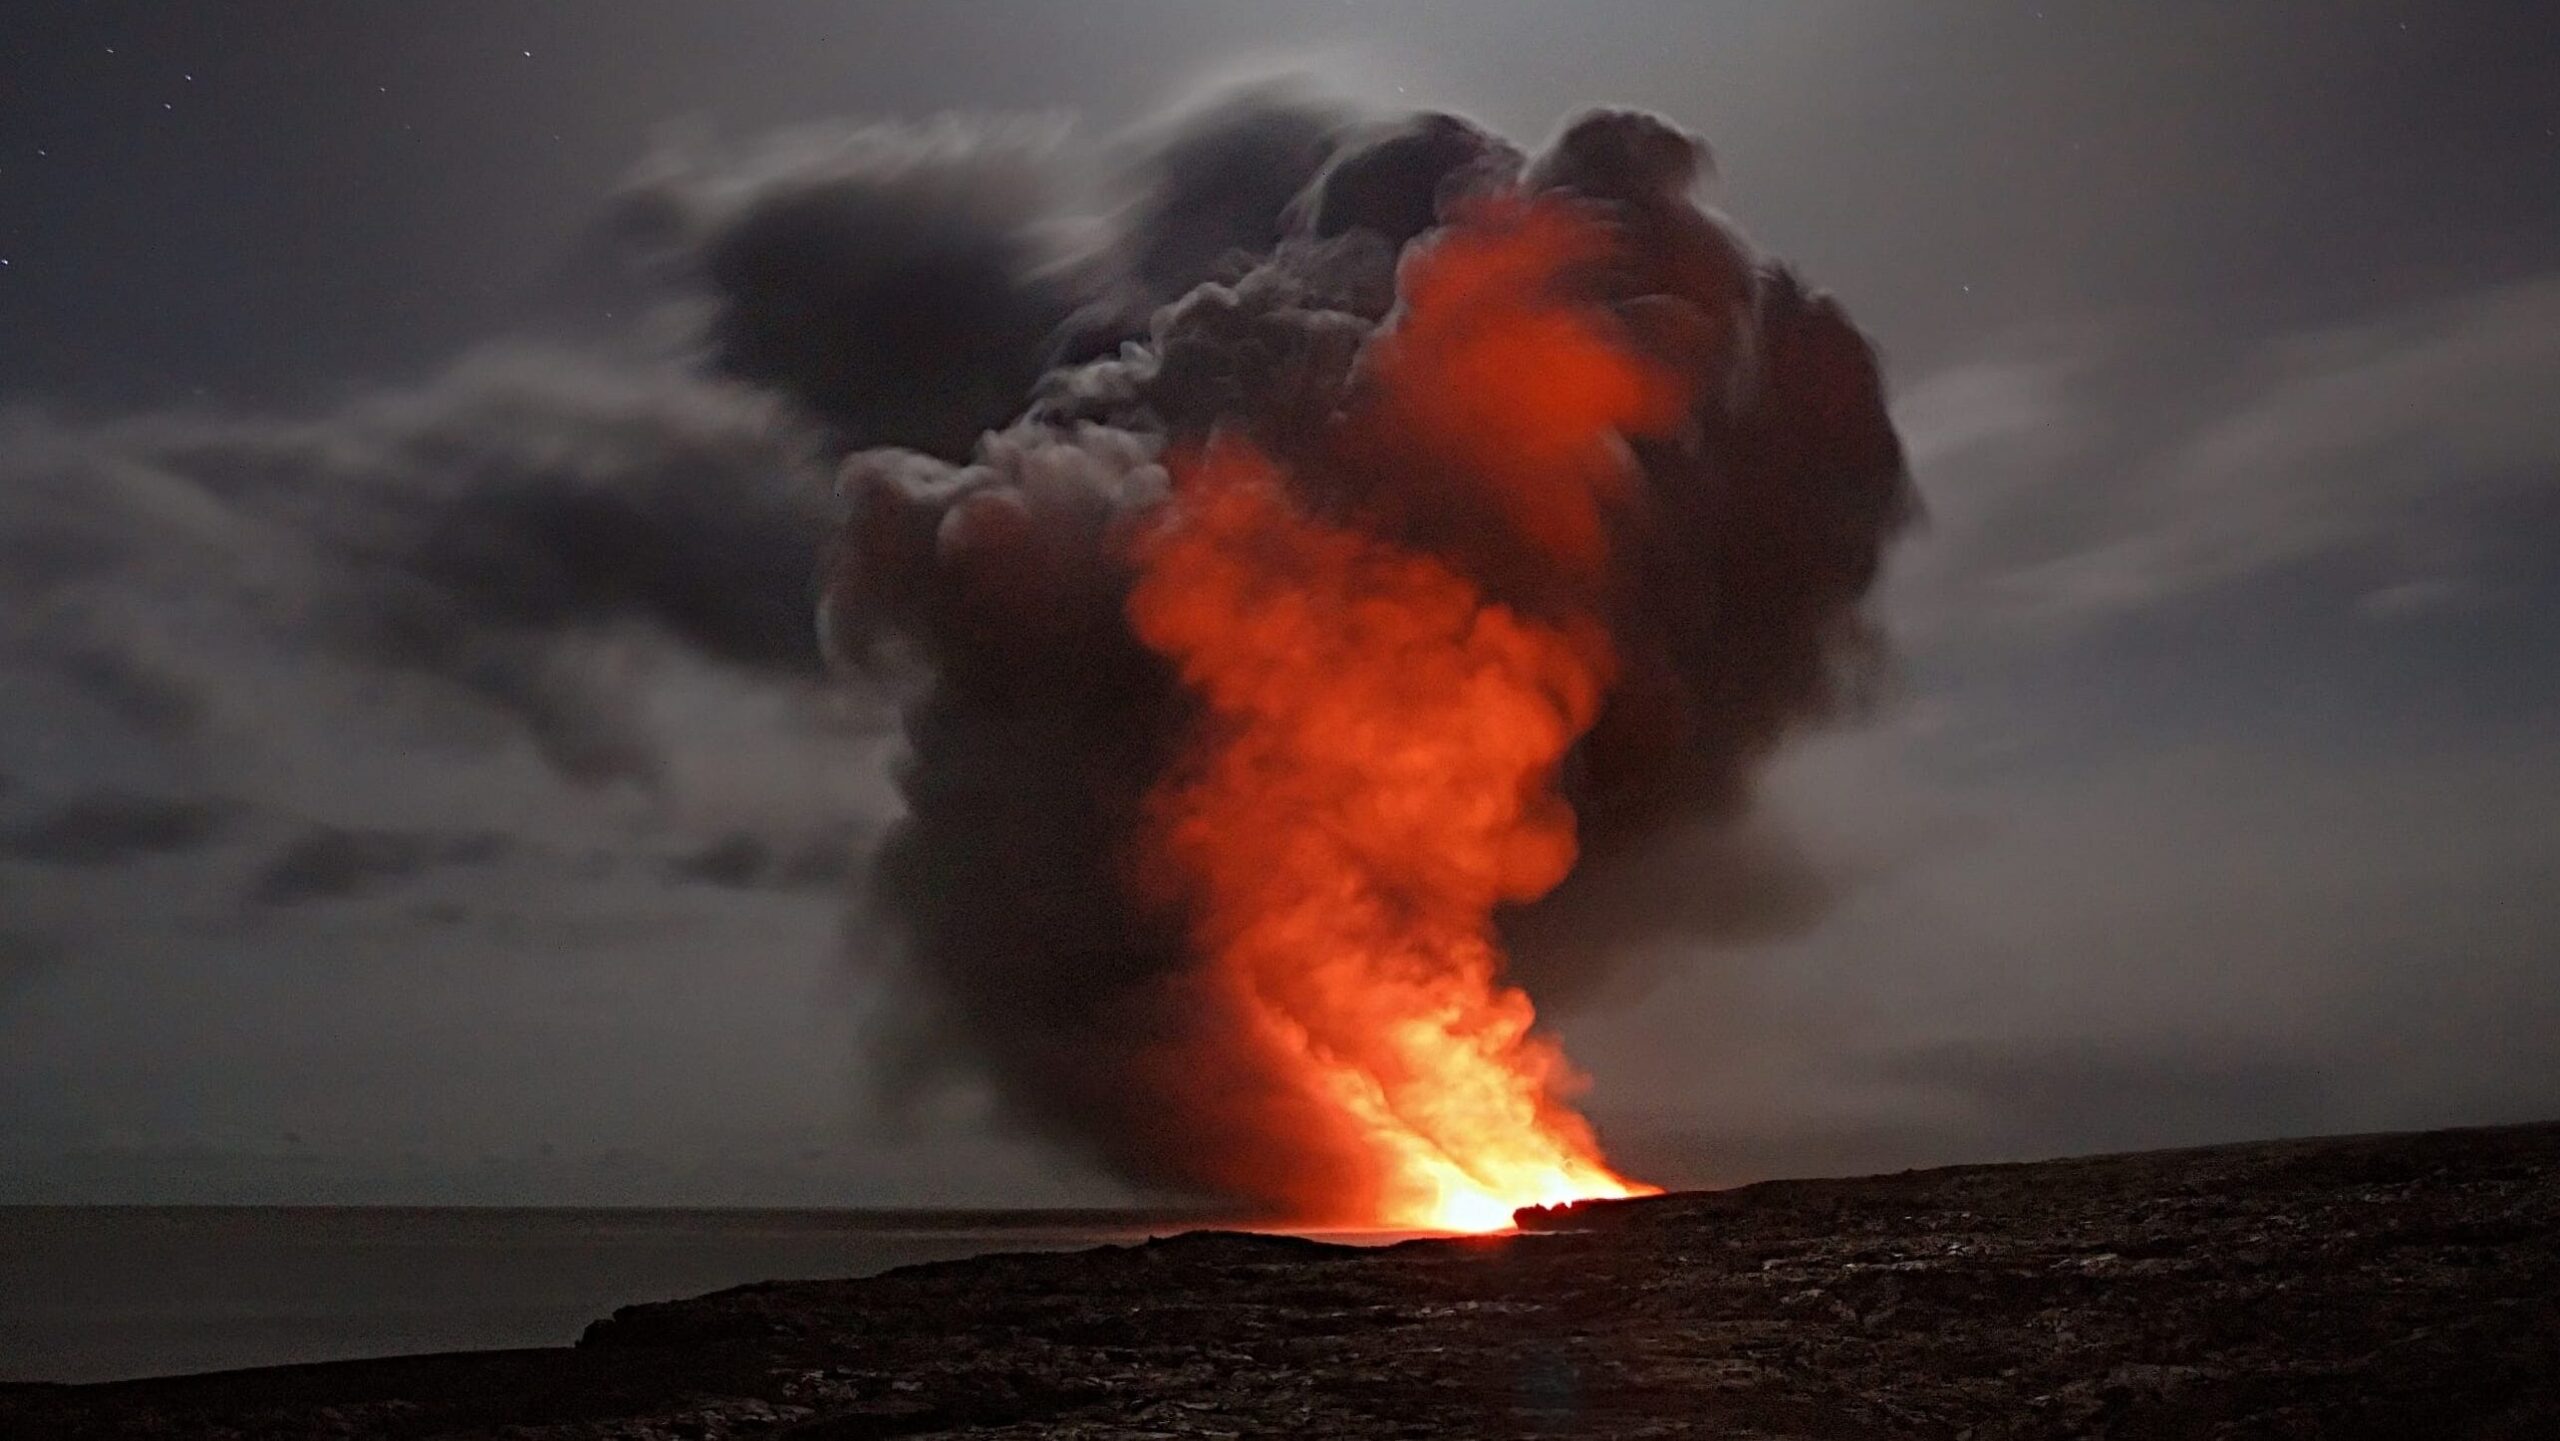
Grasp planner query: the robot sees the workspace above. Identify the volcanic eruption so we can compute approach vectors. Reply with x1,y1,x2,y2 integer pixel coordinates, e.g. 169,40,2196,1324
798,97,1913,1229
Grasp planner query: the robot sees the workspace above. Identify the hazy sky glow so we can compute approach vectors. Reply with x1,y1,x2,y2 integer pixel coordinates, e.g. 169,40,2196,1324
2,1,2555,1205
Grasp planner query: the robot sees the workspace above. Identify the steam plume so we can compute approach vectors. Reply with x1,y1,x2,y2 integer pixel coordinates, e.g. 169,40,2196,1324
819,95,1915,1217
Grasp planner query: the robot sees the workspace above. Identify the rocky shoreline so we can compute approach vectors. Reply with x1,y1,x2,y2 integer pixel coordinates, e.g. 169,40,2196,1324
6,1122,2555,1438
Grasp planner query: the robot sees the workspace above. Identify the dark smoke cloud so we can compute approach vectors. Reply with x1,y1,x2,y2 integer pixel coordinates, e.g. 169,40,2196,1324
1299,109,1521,248
1049,83,1353,363
1118,84,1349,302
618,119,1086,460
818,97,1915,1206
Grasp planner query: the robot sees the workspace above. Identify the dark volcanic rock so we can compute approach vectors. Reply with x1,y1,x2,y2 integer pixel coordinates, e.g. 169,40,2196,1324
6,1123,2557,1438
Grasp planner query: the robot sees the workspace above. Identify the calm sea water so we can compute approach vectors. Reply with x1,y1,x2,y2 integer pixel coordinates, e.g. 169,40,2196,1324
0,1206,1219,1383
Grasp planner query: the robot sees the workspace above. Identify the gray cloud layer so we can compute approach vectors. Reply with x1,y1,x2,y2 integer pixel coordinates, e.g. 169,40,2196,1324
1,350,835,789
1892,273,2560,639
248,827,512,909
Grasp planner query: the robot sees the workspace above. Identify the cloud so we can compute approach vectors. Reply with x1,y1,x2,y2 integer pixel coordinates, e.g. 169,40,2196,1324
1923,274,2560,626
1599,1031,2337,1185
1872,1035,2333,1158
0,790,240,867
665,821,868,893
667,832,772,889
1564,707,2560,1188
247,825,511,908
1,346,837,788
0,876,58,997
2357,575,2483,621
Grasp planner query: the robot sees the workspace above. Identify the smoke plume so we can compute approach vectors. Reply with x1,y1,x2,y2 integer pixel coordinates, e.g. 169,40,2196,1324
819,94,1915,1220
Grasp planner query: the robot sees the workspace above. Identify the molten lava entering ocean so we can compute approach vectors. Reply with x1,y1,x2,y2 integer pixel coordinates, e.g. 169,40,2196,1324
826,101,1911,1233
1127,202,1677,1229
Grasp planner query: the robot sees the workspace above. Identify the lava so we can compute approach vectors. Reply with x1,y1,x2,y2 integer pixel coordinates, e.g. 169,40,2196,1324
1126,199,1678,1230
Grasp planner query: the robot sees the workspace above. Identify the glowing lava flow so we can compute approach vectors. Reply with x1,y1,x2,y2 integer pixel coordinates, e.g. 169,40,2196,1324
1126,200,1676,1231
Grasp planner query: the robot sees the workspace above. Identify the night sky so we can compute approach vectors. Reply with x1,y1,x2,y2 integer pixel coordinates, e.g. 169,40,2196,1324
3,1,2557,1205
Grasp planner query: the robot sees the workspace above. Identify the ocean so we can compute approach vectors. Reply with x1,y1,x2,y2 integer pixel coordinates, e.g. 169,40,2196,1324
0,1205,1217,1384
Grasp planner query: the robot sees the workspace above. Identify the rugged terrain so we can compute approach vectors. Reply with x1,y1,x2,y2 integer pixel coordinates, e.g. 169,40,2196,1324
5,1122,2555,1438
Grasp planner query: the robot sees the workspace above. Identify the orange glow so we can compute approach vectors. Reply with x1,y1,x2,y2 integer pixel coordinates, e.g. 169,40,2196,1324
1125,198,1673,1230
1358,196,1690,574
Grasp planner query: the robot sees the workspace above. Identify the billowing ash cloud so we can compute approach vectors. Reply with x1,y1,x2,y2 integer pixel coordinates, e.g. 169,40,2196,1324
616,118,1086,460
818,96,1916,1208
